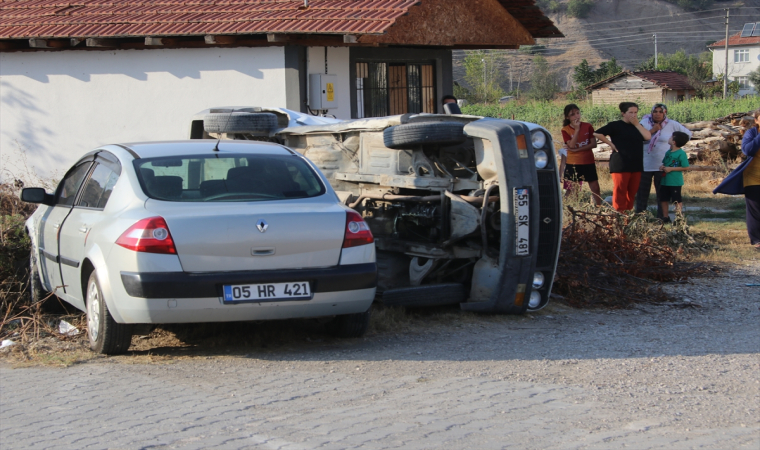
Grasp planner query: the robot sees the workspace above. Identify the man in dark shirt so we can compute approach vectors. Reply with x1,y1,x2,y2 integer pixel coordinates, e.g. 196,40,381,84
594,102,652,212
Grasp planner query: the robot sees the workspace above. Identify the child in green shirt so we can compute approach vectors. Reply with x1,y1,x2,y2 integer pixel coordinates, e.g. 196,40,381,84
658,131,691,222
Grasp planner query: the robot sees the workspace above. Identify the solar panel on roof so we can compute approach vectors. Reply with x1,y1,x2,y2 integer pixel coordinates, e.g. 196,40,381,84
740,23,755,37
752,22,760,37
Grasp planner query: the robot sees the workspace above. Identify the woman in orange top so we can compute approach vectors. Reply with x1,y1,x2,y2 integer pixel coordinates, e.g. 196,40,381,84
561,104,601,205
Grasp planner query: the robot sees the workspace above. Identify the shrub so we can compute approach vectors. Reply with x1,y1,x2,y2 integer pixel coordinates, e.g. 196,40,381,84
566,0,594,18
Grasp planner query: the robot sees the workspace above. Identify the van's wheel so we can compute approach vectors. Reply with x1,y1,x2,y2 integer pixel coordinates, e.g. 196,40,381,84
203,112,278,134
325,309,371,338
86,272,133,355
383,122,466,149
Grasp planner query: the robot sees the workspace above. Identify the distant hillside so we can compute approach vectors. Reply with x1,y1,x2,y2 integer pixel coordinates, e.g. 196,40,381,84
453,0,760,93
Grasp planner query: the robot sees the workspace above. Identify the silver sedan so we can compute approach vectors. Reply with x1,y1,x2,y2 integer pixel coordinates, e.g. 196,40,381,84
22,140,377,354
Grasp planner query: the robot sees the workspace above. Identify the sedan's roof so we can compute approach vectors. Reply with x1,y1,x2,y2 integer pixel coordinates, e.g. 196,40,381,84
121,140,294,159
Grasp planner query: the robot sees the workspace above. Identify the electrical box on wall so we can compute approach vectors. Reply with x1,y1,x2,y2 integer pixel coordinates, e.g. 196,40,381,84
309,74,337,110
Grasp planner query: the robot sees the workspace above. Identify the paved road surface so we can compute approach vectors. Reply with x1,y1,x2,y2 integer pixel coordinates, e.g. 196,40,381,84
1,266,758,449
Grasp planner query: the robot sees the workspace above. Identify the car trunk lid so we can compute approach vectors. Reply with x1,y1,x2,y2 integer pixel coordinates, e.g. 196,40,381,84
144,199,346,272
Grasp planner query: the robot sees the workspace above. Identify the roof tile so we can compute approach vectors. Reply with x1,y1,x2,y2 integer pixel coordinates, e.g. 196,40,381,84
0,0,561,41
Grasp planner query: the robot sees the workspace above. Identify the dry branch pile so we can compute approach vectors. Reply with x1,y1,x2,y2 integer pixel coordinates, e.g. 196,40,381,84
553,207,713,309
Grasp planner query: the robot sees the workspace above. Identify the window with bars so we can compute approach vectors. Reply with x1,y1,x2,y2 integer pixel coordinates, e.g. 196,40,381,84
355,62,436,118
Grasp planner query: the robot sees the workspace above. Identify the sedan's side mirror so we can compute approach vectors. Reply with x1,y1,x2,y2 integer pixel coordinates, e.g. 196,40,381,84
21,187,54,205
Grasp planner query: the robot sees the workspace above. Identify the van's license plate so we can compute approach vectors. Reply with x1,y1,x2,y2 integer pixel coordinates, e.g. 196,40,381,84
514,188,530,256
223,282,311,303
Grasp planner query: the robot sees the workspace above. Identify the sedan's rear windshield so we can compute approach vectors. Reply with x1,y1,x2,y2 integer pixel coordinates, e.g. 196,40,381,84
134,154,326,202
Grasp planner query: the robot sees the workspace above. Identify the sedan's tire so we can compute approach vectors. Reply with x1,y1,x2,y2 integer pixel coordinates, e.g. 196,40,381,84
325,309,371,338
383,122,466,149
86,272,133,355
203,112,278,134
381,283,467,307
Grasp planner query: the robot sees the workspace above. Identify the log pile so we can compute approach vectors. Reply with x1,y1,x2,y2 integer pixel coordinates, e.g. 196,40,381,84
592,111,754,164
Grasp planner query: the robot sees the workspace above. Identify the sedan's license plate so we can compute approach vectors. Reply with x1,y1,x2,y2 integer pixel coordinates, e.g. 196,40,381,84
514,187,530,256
223,282,311,303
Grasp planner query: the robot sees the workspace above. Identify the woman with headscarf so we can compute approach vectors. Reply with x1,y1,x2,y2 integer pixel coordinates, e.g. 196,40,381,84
635,103,692,221
713,109,760,251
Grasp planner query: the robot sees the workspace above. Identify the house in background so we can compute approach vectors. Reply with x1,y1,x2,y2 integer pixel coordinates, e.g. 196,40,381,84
708,21,760,97
585,71,696,106
0,0,561,180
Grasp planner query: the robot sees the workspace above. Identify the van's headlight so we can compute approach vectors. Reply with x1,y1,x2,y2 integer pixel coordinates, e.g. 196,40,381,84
534,150,548,169
531,130,547,149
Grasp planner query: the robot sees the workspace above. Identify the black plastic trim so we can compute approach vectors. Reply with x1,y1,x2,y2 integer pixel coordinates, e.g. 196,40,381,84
120,263,377,299
59,256,79,268
41,249,57,262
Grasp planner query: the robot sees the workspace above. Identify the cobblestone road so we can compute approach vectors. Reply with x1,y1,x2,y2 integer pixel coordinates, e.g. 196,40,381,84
1,266,759,449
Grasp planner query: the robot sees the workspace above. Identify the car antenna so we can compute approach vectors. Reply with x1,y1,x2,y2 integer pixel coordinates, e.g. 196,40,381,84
213,108,236,152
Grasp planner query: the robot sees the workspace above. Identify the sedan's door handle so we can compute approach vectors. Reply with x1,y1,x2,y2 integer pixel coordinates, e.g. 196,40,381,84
53,222,60,229
78,227,88,233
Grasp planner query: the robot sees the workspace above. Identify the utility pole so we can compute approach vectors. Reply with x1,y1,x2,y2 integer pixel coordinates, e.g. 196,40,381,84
653,34,658,69
723,9,729,99
482,58,486,103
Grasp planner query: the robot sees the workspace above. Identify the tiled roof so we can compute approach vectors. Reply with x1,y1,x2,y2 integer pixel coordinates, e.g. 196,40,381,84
0,0,562,41
586,70,694,91
634,71,694,91
0,0,417,38
708,32,760,48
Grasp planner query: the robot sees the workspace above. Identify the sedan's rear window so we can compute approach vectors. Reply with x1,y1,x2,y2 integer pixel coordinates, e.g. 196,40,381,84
134,154,326,202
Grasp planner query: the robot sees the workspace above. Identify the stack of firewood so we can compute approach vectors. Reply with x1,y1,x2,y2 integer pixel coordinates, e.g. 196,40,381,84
681,112,753,161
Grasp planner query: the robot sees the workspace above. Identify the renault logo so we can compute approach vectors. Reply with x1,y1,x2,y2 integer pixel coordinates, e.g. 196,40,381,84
256,219,268,233
543,217,552,224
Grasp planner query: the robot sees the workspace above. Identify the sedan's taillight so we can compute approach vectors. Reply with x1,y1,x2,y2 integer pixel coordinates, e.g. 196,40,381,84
342,210,374,248
116,217,177,254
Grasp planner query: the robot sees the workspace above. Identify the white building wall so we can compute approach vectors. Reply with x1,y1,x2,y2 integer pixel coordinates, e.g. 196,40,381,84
306,46,351,119
711,44,760,96
0,47,288,181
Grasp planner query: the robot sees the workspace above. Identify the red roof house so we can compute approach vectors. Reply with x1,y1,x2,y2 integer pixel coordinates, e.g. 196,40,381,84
585,71,696,106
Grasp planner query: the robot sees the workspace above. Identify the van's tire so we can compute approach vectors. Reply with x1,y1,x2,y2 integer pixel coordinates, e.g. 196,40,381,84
383,122,466,149
325,309,371,338
381,283,467,307
203,112,278,134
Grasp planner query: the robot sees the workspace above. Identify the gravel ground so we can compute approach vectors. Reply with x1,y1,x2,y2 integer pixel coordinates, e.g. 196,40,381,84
1,263,758,449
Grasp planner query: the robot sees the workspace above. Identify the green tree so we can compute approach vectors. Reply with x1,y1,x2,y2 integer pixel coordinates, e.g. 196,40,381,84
636,50,713,97
535,0,561,14
749,67,760,93
597,57,623,80
567,0,595,18
570,57,623,98
528,55,560,101
462,51,506,104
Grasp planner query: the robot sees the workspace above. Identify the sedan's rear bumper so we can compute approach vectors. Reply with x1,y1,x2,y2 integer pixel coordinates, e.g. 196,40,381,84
120,263,377,299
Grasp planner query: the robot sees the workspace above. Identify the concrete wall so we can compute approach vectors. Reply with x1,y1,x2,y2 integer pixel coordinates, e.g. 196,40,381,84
306,46,351,119
711,44,760,96
0,47,289,181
